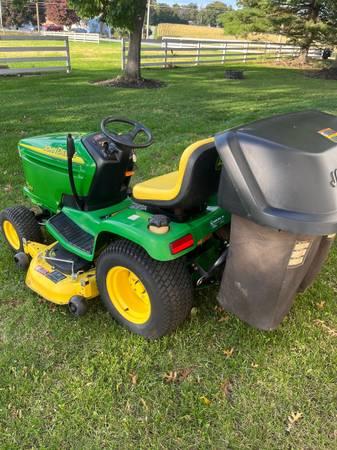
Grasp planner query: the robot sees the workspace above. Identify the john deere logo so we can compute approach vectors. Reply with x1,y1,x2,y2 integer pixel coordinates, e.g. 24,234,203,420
330,169,337,187
44,146,67,157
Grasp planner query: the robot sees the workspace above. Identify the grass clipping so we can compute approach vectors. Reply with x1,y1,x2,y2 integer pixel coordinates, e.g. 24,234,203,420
93,76,166,89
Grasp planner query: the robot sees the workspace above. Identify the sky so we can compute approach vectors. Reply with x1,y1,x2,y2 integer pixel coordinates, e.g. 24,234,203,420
166,0,237,7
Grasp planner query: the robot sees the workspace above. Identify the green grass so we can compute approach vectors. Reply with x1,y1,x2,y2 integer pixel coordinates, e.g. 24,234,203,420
0,41,336,449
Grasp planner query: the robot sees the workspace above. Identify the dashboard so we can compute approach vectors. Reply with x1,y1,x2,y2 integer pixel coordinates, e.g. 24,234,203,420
82,133,122,161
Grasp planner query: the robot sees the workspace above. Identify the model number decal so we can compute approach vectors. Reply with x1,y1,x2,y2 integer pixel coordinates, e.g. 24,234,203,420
20,143,84,165
35,265,66,283
210,215,226,229
128,214,140,221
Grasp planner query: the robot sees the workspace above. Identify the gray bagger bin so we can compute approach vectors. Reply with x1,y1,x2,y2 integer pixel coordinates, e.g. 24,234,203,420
218,215,334,330
215,110,337,330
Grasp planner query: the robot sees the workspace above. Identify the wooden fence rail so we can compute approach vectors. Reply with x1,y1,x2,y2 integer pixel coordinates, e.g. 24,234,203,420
0,35,71,76
42,31,100,44
121,37,323,69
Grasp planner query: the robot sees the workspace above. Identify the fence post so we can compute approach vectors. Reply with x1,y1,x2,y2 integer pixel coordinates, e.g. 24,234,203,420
195,41,201,65
163,39,168,68
243,42,249,63
221,42,227,64
277,43,282,62
265,43,270,62
65,37,71,73
292,45,297,58
264,42,268,60
121,38,125,71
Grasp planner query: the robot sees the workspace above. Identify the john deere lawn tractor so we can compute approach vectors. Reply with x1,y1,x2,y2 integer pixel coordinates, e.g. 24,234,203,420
1,111,337,338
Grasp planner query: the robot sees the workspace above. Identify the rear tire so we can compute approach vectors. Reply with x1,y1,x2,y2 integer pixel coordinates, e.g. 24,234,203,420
0,206,43,252
96,240,193,339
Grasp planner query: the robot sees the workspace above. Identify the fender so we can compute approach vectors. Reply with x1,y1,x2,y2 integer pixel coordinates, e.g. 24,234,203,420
46,203,230,262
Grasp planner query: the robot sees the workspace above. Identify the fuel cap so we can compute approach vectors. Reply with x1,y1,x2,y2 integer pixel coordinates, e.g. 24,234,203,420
148,215,171,234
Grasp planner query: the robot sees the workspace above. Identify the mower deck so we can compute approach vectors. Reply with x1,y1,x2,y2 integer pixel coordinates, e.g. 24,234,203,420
24,241,98,305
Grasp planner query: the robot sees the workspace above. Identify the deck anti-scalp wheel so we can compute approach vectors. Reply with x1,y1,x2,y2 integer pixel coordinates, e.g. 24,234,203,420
14,252,30,271
96,240,193,339
0,205,43,252
68,296,88,317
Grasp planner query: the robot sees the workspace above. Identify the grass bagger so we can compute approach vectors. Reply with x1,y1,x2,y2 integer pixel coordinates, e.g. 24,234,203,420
1,110,336,338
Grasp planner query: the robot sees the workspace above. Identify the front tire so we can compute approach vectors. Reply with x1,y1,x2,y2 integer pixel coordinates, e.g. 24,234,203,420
0,206,43,252
96,240,193,339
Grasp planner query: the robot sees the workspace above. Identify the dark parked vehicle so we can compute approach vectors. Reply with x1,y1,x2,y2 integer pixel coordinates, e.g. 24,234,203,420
44,24,64,32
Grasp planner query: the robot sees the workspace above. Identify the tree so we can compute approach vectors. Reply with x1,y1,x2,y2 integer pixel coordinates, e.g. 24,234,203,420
219,1,271,35
151,3,188,26
174,3,199,24
46,0,79,27
2,0,44,29
220,0,337,63
269,0,337,63
150,2,198,25
70,0,147,82
198,1,231,27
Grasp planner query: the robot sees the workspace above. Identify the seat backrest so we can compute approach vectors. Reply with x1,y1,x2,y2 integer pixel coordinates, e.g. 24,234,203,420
163,138,221,213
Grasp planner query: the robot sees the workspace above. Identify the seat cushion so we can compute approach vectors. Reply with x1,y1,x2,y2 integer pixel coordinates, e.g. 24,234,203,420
133,171,179,201
133,137,215,204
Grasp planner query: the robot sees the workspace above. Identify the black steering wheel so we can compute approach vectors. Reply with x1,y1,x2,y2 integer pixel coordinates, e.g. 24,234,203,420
101,117,153,149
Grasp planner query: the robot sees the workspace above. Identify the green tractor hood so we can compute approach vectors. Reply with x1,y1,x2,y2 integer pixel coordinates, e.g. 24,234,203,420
18,133,96,212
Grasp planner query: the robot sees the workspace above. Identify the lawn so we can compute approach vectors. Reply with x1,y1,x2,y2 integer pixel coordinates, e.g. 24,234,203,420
0,41,336,449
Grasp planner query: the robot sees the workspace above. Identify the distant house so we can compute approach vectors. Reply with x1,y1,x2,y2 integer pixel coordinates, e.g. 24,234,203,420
87,17,111,37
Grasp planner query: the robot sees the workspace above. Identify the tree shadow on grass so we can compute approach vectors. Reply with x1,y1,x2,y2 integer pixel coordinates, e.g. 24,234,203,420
2,65,332,128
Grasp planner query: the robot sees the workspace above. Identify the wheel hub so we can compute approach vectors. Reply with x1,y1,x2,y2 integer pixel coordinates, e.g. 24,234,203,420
128,272,148,301
106,266,151,324
3,220,20,250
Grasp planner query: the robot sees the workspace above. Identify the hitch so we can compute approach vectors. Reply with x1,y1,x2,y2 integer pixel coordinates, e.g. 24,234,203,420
196,246,229,286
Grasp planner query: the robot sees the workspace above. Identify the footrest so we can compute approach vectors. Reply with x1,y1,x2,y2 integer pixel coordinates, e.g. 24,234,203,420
48,213,94,254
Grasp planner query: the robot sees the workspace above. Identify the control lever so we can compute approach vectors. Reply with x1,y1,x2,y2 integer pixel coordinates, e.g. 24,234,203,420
67,134,84,210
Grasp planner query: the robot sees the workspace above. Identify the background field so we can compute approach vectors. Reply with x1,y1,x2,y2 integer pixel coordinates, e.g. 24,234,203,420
156,22,287,43
0,41,336,449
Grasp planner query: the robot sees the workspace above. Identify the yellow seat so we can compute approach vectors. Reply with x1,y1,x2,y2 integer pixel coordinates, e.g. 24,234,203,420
133,137,216,203
133,171,179,202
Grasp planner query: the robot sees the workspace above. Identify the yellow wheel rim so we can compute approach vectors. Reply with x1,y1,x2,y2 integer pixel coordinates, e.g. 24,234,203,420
106,266,151,324
3,220,20,250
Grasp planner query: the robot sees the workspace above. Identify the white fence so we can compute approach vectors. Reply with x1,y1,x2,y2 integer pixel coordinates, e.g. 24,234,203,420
122,37,322,69
0,35,71,76
42,31,100,44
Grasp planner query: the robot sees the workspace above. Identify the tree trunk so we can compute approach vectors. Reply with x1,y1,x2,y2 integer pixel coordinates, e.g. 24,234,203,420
124,8,146,82
297,0,320,64
298,46,310,64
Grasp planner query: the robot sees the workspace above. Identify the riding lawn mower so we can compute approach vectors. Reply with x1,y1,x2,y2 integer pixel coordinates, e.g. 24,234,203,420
1,110,336,338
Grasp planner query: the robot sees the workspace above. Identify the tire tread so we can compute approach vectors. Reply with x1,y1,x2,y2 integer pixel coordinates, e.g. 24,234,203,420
0,205,43,250
97,239,193,338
